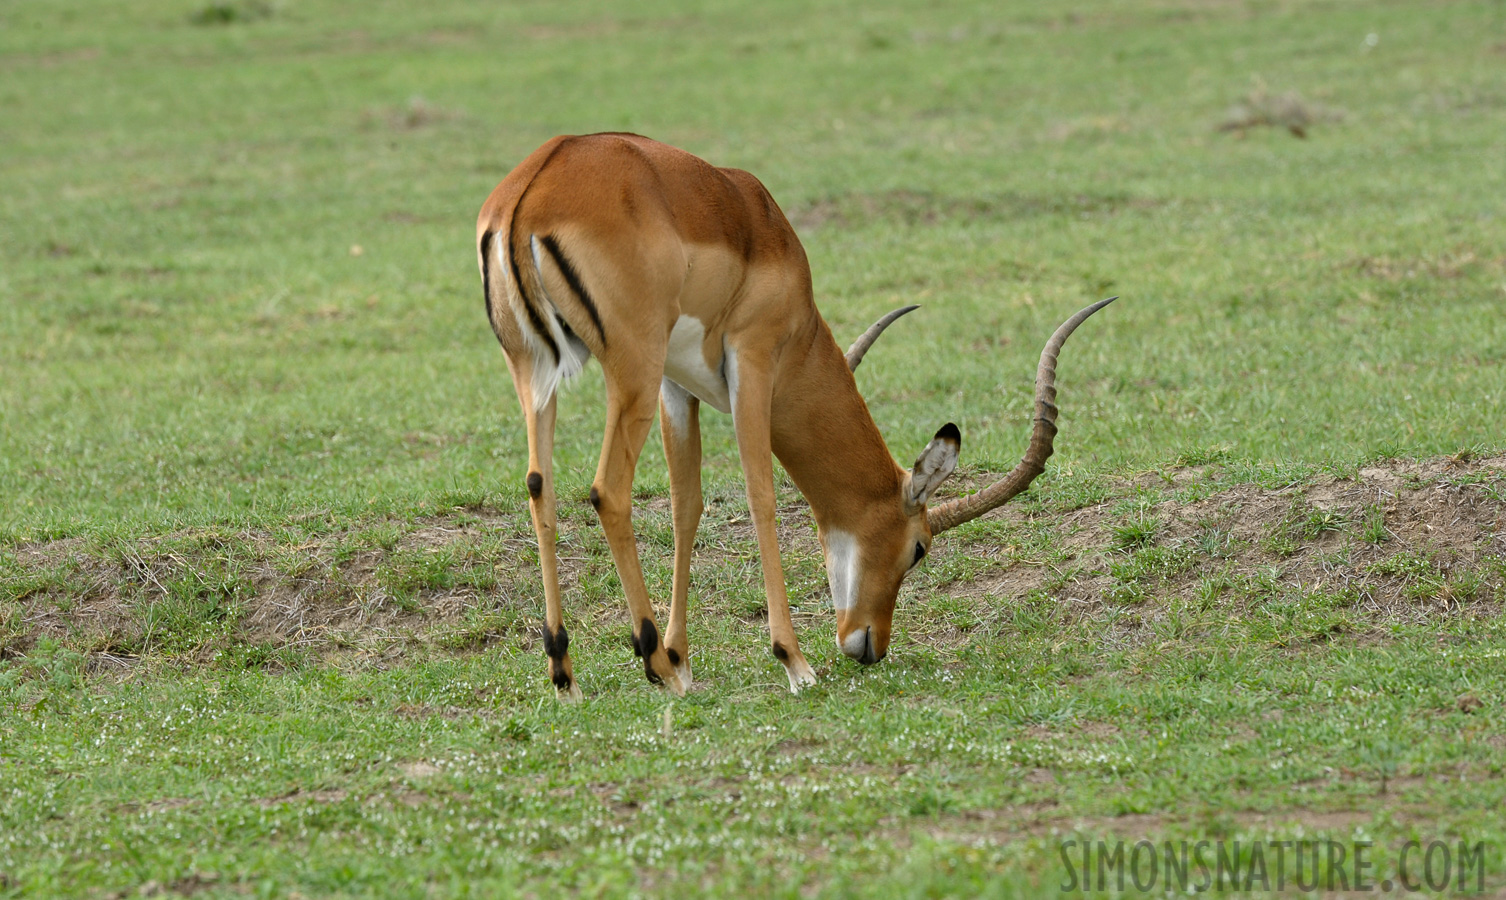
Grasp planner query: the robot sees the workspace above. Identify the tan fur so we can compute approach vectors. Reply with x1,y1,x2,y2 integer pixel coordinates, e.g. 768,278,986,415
478,134,949,697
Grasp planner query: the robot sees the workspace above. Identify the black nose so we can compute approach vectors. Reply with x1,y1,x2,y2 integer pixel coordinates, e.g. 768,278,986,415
858,628,882,665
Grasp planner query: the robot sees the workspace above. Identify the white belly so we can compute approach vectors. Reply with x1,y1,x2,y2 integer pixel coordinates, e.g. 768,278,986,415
663,315,731,413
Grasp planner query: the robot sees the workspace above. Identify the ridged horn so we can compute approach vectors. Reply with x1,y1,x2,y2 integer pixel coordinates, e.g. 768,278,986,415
926,297,1117,534
845,305,920,371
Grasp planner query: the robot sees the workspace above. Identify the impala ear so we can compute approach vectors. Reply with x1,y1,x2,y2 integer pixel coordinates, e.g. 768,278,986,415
907,423,960,509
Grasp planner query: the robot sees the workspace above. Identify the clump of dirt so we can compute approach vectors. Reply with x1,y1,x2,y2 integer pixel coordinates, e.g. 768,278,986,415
1217,83,1345,138
2,455,1502,666
933,453,1504,647
3,513,541,664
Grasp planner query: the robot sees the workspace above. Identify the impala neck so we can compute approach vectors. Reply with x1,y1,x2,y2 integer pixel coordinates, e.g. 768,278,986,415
768,315,905,533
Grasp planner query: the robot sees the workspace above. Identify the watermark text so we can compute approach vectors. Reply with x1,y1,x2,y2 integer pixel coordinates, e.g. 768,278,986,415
1059,839,1485,893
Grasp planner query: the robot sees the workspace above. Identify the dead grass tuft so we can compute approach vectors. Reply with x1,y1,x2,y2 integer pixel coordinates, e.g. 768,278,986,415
1217,83,1345,138
362,96,462,131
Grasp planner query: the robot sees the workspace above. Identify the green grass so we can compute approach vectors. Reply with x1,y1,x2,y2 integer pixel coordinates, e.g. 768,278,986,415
3,0,1506,896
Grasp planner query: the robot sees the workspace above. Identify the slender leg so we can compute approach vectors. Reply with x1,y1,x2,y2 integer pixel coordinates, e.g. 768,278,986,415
659,378,702,688
507,362,582,701
727,351,818,693
592,374,686,695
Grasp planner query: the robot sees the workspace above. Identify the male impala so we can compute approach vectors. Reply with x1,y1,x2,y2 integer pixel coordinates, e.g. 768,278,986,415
476,133,1112,699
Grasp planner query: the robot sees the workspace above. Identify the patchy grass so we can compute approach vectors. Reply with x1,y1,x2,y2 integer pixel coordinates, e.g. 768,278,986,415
10,454,1500,666
3,0,1506,895
4,456,1506,894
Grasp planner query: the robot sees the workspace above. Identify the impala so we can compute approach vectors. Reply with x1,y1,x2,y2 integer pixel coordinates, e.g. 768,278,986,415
476,133,1113,699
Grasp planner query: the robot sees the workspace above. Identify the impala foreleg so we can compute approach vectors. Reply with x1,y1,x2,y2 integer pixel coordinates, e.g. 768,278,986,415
659,379,702,688
728,356,818,693
593,378,687,696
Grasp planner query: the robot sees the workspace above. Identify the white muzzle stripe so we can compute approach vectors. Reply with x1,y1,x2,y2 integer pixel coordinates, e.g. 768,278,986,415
824,529,859,612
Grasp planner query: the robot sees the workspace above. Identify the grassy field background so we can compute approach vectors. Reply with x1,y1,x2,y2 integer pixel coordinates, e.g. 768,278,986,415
2,0,1505,896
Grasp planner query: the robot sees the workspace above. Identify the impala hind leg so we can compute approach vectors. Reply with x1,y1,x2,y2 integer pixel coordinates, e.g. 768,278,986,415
513,384,582,701
592,376,686,696
728,355,818,693
659,379,702,688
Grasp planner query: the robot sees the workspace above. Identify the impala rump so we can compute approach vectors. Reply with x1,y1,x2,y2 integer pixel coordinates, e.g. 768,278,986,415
479,226,590,411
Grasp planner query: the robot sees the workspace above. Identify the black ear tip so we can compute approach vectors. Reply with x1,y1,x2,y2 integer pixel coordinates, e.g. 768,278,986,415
936,422,961,445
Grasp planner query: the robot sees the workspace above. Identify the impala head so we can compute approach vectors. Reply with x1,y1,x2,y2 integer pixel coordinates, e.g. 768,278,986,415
831,297,1117,666
823,421,961,665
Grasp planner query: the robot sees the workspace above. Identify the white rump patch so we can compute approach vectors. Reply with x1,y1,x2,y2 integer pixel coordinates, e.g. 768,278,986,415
664,315,731,414
823,529,860,612
502,236,589,410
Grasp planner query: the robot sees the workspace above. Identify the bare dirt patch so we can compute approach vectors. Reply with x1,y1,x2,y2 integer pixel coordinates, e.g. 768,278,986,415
253,787,348,808
4,511,543,661
1217,84,1345,138
3,456,1503,663
923,454,1505,648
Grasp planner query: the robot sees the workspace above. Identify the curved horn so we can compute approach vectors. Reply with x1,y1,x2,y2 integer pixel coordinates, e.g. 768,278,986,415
927,297,1116,534
846,305,920,371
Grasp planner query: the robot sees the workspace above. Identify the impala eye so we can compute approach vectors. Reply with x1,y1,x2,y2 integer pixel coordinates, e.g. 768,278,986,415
912,542,927,567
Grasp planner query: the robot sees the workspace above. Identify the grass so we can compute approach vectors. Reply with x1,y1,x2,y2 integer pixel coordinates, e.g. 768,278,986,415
3,0,1506,896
